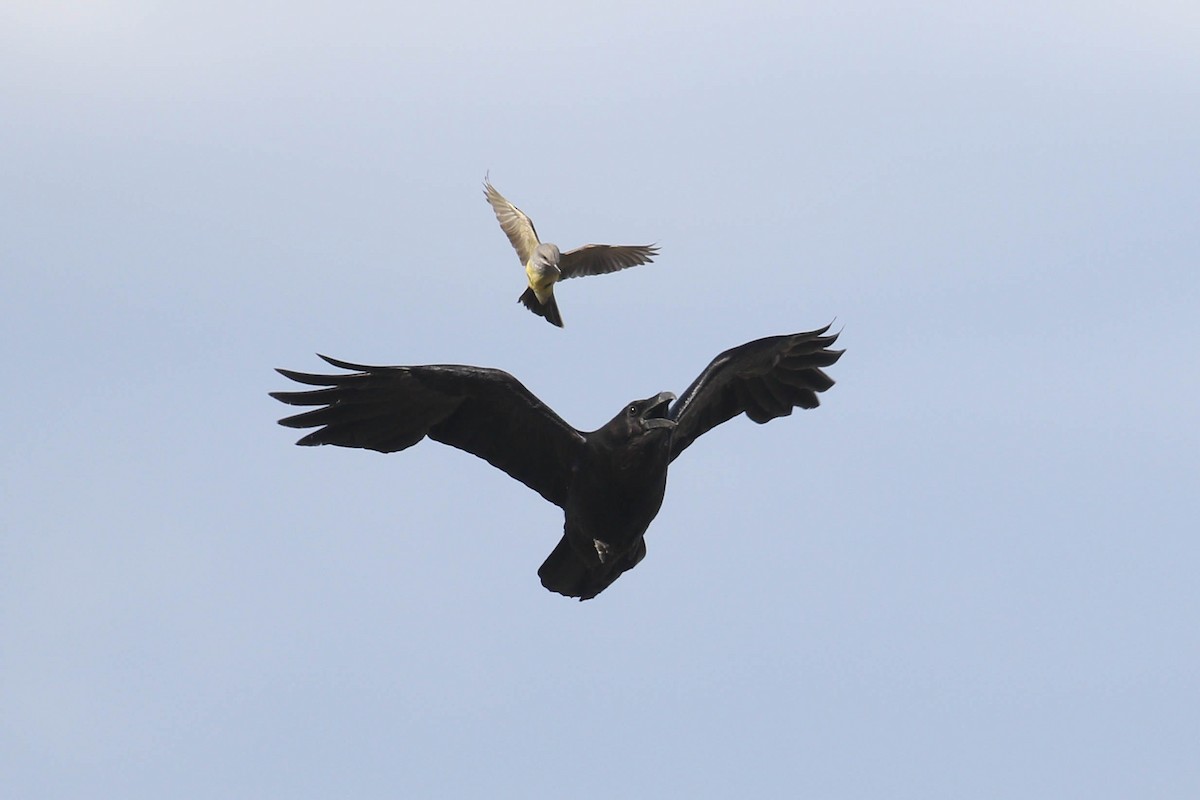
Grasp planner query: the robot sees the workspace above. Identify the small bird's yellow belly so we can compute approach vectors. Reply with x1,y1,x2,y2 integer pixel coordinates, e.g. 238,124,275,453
525,260,558,304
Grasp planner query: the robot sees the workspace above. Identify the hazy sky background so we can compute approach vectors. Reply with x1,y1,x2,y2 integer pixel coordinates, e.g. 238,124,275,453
3,2,1198,797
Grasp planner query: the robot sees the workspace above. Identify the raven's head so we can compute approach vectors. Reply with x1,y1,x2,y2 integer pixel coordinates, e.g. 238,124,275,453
597,391,676,444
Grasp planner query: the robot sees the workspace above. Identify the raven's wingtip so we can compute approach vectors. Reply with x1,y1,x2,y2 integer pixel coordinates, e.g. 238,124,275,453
316,353,374,372
274,368,313,383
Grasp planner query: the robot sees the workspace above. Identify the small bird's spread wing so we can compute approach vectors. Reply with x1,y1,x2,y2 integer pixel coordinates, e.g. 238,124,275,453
272,356,586,507
484,179,541,265
668,326,844,461
558,244,659,280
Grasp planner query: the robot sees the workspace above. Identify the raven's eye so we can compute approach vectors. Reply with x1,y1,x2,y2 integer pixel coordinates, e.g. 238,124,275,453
628,405,638,416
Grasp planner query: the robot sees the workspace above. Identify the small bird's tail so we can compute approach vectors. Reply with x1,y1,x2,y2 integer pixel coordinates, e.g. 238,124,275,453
518,287,564,328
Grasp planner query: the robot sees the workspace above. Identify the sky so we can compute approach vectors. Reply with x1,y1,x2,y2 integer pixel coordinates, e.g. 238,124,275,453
2,1,1198,797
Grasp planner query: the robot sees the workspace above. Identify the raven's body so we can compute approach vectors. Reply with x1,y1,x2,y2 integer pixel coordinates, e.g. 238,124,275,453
272,327,843,599
543,394,674,598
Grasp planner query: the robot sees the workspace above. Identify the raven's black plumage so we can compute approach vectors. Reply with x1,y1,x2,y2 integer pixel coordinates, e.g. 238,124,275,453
271,326,843,599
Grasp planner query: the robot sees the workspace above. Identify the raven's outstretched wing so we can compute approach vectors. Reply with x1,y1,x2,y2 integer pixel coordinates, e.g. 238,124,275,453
271,356,586,507
559,244,659,279
668,326,844,461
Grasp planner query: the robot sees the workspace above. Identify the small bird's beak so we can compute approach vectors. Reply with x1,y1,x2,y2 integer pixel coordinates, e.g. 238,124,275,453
642,392,677,429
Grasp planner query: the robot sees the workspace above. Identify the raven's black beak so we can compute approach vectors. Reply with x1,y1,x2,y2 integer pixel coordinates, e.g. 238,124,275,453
642,392,676,430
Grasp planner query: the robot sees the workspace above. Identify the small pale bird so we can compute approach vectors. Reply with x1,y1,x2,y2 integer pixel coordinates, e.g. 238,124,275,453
483,177,659,327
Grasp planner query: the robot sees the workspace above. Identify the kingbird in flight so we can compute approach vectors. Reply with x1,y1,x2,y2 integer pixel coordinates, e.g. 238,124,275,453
484,177,659,327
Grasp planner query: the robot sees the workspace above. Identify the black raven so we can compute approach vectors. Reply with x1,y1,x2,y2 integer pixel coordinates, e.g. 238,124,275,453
271,326,843,600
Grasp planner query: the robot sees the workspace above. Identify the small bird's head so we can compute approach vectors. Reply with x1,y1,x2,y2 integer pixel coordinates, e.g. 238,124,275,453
531,243,562,274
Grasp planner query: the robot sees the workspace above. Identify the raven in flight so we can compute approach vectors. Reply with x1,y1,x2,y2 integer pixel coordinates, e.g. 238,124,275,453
271,326,842,600
484,177,658,327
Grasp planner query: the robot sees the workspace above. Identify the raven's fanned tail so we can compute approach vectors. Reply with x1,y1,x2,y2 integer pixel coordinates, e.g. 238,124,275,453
537,534,646,601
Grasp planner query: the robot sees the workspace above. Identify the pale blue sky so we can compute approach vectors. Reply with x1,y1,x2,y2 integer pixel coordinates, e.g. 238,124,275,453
3,2,1198,797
